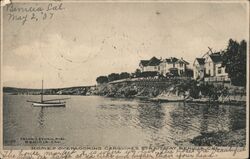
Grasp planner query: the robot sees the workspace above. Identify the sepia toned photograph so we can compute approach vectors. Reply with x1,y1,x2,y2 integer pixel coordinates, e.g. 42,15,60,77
1,0,249,158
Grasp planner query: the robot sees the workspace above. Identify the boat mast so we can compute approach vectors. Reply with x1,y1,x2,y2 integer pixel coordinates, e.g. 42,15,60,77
41,80,44,103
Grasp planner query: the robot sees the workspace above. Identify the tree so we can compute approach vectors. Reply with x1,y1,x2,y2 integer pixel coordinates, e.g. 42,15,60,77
108,73,120,82
119,72,130,79
134,69,141,78
96,76,108,84
199,83,218,99
166,72,174,78
222,39,246,86
140,71,158,78
183,68,193,77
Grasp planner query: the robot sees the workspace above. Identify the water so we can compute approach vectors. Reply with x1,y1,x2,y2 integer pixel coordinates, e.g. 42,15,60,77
3,94,246,148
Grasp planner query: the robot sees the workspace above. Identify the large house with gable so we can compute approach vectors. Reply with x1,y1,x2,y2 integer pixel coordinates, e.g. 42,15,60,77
160,57,189,76
139,56,161,72
193,51,230,82
139,56,190,76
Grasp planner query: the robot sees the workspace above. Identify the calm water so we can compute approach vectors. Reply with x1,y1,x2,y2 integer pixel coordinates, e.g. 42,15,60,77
3,94,246,148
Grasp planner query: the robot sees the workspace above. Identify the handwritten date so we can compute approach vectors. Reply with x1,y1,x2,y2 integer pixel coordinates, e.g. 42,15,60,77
6,3,64,25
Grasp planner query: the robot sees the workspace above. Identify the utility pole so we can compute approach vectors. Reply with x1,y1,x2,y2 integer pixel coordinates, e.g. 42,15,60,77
208,47,213,54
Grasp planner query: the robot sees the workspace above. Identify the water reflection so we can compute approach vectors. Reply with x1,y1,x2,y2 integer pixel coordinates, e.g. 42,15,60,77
137,103,165,131
38,108,45,128
229,106,246,131
200,104,231,132
3,95,246,147
168,103,201,144
200,106,209,133
96,100,246,146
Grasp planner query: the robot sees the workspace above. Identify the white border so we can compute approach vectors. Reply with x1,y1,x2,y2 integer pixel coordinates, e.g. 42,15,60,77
0,1,249,158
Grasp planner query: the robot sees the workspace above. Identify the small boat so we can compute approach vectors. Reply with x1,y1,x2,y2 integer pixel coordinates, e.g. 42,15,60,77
150,93,185,103
28,100,67,107
27,80,69,107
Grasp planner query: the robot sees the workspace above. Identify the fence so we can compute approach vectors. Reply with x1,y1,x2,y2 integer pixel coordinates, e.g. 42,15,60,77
204,76,230,82
108,77,192,88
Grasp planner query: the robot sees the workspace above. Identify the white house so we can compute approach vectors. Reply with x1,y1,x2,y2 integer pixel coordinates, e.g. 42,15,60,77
194,52,230,82
204,52,228,77
176,58,189,75
139,57,161,72
159,57,178,75
193,58,205,80
140,56,189,76
159,57,189,76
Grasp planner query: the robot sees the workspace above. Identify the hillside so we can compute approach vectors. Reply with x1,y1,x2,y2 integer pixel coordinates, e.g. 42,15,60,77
3,86,95,95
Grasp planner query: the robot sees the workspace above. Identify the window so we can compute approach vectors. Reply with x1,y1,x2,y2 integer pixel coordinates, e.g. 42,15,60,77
208,70,211,75
218,67,222,74
180,63,183,67
180,70,183,75
173,63,175,68
154,66,157,69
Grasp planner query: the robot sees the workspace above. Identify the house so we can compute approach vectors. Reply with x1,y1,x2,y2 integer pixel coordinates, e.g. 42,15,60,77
193,58,205,80
176,58,190,75
159,57,178,75
139,56,161,72
194,51,230,82
160,57,189,76
140,56,190,76
204,52,228,77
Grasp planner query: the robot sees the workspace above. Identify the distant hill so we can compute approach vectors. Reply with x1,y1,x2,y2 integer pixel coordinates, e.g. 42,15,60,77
3,86,96,95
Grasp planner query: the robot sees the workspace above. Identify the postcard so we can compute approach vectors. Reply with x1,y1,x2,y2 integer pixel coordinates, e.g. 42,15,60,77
1,0,249,158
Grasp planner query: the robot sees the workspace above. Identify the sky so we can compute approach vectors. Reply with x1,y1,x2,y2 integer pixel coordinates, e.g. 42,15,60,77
2,1,248,88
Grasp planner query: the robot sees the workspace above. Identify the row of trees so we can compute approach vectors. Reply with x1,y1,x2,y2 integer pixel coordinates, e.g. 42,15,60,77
96,68,193,84
222,39,246,87
96,70,173,84
96,70,158,84
96,72,131,84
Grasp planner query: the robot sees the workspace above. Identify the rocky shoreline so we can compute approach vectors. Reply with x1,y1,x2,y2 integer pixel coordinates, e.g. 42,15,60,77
89,80,246,106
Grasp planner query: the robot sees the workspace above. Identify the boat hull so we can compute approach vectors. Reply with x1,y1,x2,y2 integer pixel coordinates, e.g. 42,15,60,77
32,102,66,107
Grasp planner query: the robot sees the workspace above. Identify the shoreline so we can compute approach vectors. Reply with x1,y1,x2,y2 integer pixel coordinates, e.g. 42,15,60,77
3,93,246,106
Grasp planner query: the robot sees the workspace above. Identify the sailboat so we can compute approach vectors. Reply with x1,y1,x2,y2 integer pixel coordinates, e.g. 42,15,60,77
27,80,69,107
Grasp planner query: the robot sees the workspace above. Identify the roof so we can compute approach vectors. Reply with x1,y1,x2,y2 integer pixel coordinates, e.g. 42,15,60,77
140,60,149,66
196,58,205,65
140,56,189,66
147,57,161,66
209,52,222,63
165,57,178,63
164,57,189,65
140,57,161,66
178,59,189,65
